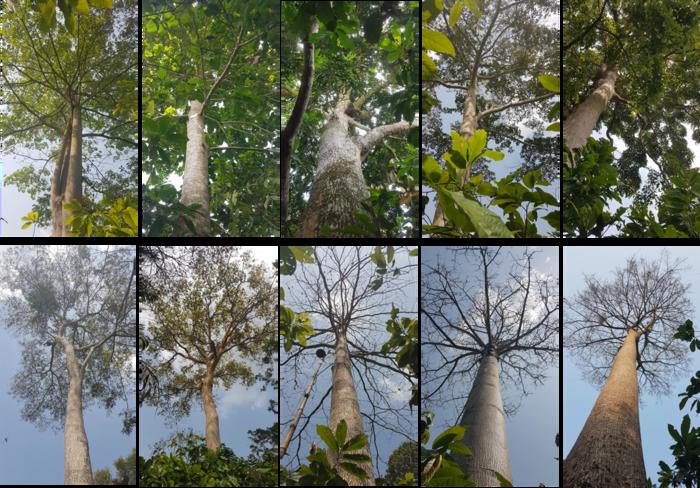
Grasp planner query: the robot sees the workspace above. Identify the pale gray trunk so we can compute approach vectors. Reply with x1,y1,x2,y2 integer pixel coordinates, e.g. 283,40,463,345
201,367,221,451
177,100,211,236
62,339,93,485
563,65,618,150
51,119,72,236
328,330,375,485
432,77,478,228
456,351,511,487
296,96,368,237
563,329,646,488
62,101,82,237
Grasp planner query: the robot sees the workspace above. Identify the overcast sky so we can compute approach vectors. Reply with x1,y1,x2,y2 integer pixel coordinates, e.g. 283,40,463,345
421,246,560,487
138,246,278,460
564,246,700,484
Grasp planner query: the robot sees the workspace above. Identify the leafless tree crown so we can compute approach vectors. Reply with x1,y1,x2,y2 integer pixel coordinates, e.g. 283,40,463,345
421,246,559,414
566,253,692,393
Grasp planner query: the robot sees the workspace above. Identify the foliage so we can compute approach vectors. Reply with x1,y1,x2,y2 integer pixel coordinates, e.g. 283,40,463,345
385,441,419,486
420,412,475,487
381,305,419,411
655,320,700,488
31,0,113,35
142,0,280,236
94,448,137,485
139,432,276,487
283,1,419,237
283,420,372,486
63,192,138,237
279,246,316,353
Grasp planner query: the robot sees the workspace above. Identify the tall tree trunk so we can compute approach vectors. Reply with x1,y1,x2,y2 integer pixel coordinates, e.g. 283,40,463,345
62,339,94,485
176,100,211,236
432,77,478,228
296,96,368,238
51,118,72,237
201,367,221,451
563,328,646,488
328,330,375,485
456,351,512,487
62,101,82,237
563,65,618,150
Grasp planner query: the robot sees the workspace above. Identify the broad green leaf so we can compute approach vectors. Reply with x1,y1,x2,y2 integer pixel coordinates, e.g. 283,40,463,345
451,130,467,160
387,245,394,263
432,425,465,450
342,453,371,462
449,191,514,237
88,0,113,8
21,222,33,230
422,29,456,56
38,0,57,32
538,74,560,93
289,246,315,263
523,171,536,189
482,149,504,161
316,424,339,452
467,129,487,163
343,433,368,451
448,0,462,26
545,122,560,132
422,52,437,79
76,0,90,15
409,248,418,257
464,0,480,17
495,471,513,487
335,419,348,448
447,441,472,456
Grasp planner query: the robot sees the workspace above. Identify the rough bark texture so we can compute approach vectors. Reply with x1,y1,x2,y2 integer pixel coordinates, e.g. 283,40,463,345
432,78,478,227
62,101,82,237
177,100,211,236
328,331,375,485
201,367,222,451
456,351,512,487
563,328,646,488
563,65,618,150
61,338,94,485
51,119,72,237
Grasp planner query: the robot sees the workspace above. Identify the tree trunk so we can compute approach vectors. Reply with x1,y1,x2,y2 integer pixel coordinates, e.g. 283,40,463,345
51,119,72,237
62,100,82,237
176,100,211,236
432,77,478,228
201,367,221,451
563,65,618,150
62,339,94,485
456,351,512,487
296,97,369,238
329,330,375,485
563,328,646,488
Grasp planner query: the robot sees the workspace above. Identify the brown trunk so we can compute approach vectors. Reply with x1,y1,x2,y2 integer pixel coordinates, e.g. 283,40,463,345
456,351,511,487
62,339,94,485
62,100,82,237
201,366,221,451
563,328,646,488
51,118,72,237
328,330,375,485
431,77,478,228
176,100,211,236
563,65,618,150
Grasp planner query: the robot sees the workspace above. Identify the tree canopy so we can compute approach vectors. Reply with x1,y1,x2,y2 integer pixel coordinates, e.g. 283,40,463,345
282,1,419,237
141,0,280,237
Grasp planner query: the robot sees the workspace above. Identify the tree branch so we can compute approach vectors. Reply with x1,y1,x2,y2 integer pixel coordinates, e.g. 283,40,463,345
478,93,555,119
358,120,416,158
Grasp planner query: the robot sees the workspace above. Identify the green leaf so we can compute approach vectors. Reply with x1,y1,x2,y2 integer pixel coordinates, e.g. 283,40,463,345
467,129,487,163
343,433,368,451
448,191,515,237
523,171,536,189
363,11,383,44
464,0,480,17
409,248,418,257
482,149,504,161
21,222,33,230
495,471,513,487
680,414,690,437
289,246,315,263
545,122,560,132
88,0,112,7
447,441,472,456
76,0,90,14
317,424,339,452
432,425,465,450
422,52,437,79
451,130,467,160
538,74,560,93
342,453,371,463
448,0,462,26
339,462,368,479
335,419,348,448
668,424,682,443
422,29,456,56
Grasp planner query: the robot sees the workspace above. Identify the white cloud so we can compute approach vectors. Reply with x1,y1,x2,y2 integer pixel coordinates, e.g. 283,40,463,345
218,383,269,417
378,375,411,405
545,256,551,263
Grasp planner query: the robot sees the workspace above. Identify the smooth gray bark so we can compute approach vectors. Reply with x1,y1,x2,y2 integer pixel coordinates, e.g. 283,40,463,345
563,65,619,151
177,100,211,236
563,329,646,488
61,337,94,485
62,101,82,237
202,367,221,451
457,351,512,487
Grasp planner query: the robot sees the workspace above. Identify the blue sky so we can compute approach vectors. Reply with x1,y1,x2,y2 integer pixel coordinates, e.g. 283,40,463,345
421,246,560,487
139,246,278,460
563,246,700,483
280,246,418,480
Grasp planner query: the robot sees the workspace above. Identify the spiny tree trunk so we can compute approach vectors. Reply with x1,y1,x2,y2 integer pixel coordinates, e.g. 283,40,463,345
201,367,221,451
62,338,94,485
563,328,646,488
563,65,619,150
432,78,478,227
176,100,211,236
51,118,72,236
456,351,512,487
62,101,83,237
328,330,375,485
